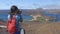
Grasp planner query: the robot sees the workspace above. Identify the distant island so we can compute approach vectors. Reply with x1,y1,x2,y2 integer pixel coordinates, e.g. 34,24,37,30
0,8,60,14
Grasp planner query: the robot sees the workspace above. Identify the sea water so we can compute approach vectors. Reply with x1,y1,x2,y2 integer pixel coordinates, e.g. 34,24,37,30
0,13,60,22
0,14,32,21
42,12,60,22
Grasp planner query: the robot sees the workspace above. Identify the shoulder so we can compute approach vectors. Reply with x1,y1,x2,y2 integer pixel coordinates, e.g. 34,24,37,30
18,10,22,14
8,14,10,19
16,15,20,18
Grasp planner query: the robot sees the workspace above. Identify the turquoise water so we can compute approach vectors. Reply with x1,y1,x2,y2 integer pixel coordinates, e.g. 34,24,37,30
0,14,32,21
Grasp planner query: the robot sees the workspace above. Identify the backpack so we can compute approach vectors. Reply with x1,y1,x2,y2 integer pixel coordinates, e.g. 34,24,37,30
7,15,17,33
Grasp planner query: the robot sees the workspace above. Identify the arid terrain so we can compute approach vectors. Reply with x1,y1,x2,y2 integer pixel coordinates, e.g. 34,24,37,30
0,21,60,34
23,22,60,34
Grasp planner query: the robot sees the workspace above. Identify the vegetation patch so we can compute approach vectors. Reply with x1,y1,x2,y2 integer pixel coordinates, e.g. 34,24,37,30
36,17,46,22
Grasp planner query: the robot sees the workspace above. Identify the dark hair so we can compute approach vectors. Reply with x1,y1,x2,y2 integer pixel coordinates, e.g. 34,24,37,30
9,5,21,19
9,5,23,22
10,5,18,14
10,5,22,14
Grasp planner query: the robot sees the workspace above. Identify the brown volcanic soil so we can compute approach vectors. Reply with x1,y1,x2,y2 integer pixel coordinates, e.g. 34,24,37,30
0,22,60,34
22,22,60,34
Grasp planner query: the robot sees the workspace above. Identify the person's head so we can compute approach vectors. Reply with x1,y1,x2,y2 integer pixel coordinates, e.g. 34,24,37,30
10,5,21,15
9,5,23,22
9,5,21,19
11,5,18,12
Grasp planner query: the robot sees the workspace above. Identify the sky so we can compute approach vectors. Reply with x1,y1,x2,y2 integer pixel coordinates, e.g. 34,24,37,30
0,0,60,9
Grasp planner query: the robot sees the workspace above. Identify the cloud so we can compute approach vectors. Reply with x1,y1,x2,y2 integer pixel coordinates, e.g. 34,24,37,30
52,0,60,1
43,4,60,9
51,0,60,2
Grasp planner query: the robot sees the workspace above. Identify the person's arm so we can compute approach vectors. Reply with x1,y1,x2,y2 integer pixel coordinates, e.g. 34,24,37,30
20,14,24,28
20,14,23,23
19,10,23,26
19,10,23,22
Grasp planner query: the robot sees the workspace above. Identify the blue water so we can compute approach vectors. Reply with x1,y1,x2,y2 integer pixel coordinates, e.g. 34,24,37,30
42,12,60,22
0,14,32,21
0,13,60,22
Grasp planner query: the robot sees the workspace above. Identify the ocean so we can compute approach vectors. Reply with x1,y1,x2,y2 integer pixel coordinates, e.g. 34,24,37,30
42,12,60,22
0,12,60,22
0,14,32,21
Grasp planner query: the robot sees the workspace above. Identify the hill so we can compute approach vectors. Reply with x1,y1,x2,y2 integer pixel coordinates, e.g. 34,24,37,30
44,9,60,14
23,22,60,34
0,8,44,15
0,22,60,34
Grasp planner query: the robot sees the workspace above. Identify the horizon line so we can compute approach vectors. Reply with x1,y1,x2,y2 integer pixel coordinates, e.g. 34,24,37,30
0,8,60,10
